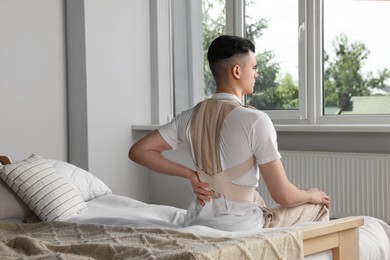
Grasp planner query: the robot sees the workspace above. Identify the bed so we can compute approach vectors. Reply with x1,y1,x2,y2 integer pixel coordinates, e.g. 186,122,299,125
1,154,389,259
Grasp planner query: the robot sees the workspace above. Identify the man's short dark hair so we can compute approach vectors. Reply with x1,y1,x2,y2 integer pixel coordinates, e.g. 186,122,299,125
207,35,255,81
207,35,255,67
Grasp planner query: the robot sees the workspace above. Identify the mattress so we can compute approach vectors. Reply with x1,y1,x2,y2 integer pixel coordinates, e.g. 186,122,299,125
66,194,390,259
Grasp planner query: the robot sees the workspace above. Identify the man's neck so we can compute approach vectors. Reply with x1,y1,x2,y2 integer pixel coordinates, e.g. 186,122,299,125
216,87,242,100
213,92,243,104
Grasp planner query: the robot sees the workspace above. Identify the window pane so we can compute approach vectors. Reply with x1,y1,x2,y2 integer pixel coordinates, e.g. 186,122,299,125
245,0,299,110
202,0,226,98
323,0,390,115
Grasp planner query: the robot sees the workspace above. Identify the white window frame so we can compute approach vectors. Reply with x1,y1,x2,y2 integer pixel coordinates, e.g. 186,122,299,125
160,0,390,133
227,0,308,122
170,0,204,116
312,0,390,126
234,0,390,129
150,0,174,125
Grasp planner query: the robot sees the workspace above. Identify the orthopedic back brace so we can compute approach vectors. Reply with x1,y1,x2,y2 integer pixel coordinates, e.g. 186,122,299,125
190,99,266,207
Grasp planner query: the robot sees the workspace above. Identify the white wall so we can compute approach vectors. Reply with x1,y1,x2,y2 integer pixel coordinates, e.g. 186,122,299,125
66,0,152,201
0,0,152,202
150,147,195,209
0,0,67,161
83,0,151,201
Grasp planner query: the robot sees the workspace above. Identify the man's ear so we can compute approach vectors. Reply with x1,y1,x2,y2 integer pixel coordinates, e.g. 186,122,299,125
232,64,241,79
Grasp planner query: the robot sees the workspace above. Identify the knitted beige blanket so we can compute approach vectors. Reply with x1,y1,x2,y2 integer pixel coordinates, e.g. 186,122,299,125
0,221,303,259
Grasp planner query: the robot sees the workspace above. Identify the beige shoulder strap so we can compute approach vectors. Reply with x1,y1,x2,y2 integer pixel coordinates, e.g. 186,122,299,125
190,99,240,176
190,99,266,207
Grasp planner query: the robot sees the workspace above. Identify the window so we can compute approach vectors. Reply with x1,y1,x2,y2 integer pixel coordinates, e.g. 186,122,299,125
201,0,306,120
244,0,306,121
245,0,299,111
174,0,390,127
323,0,390,116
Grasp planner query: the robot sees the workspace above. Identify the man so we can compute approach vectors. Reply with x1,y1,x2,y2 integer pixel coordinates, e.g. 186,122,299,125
129,35,329,231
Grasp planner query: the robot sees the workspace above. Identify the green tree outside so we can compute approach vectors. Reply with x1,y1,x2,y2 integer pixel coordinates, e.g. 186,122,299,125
324,33,390,112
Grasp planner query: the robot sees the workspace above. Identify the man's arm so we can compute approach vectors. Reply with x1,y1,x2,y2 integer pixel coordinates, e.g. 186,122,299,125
259,159,330,208
129,130,210,205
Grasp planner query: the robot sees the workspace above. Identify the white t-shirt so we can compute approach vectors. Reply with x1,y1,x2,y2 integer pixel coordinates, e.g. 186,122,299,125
158,93,281,231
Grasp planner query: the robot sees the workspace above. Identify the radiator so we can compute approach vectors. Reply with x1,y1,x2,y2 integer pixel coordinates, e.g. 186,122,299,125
256,150,390,223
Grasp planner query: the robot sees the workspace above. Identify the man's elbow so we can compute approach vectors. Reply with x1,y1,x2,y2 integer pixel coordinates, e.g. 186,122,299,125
271,193,293,206
128,145,139,163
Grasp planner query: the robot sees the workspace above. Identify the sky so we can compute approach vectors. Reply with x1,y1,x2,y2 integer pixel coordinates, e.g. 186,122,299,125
246,0,390,84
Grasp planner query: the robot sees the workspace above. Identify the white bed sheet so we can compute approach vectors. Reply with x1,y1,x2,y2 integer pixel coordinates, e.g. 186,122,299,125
66,194,390,260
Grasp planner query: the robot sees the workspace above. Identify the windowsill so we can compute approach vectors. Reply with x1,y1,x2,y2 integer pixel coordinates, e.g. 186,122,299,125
274,124,390,133
132,124,161,131
132,124,390,133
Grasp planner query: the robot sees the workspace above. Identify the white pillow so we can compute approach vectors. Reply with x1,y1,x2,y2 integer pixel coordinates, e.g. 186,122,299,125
0,154,87,221
46,160,112,201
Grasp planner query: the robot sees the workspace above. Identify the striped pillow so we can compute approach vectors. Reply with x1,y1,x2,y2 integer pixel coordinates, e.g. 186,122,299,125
0,154,87,221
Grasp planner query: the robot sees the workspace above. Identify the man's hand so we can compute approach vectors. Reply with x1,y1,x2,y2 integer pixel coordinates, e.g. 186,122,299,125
306,188,331,208
129,130,212,206
188,171,211,206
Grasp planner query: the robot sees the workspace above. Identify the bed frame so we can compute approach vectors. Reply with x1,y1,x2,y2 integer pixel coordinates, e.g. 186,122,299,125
0,155,364,259
302,216,363,259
